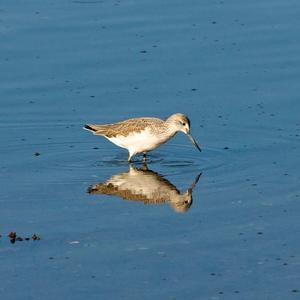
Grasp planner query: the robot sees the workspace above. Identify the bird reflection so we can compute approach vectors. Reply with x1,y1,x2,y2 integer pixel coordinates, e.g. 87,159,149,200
87,164,201,213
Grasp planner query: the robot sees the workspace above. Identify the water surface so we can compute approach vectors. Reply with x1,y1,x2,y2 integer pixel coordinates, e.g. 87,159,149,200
1,0,300,299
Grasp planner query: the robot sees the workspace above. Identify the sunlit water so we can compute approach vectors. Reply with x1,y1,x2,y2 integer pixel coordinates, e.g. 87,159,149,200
1,0,300,299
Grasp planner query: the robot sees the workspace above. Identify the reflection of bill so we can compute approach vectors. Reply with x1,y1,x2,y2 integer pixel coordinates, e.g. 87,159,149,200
88,164,201,213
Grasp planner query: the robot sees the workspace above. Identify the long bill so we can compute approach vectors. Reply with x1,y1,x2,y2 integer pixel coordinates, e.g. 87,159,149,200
187,133,202,152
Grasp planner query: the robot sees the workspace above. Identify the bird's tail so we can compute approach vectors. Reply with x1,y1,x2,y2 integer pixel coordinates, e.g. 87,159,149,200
83,123,111,136
83,124,98,133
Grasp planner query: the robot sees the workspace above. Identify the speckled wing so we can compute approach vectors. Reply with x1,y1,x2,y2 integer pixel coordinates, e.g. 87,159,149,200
88,182,173,205
85,117,164,138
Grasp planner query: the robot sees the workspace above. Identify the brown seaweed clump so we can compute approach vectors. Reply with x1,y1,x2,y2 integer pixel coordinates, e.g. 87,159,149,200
6,232,41,243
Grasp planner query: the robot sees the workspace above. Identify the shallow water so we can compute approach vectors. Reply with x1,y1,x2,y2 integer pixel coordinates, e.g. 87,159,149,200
1,0,300,299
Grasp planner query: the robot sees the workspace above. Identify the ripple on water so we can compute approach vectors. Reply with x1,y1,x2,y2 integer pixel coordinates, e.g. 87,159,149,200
20,139,231,185
157,143,227,173
40,147,120,171
48,140,221,162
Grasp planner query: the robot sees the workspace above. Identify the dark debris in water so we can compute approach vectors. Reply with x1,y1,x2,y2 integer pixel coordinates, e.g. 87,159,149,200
34,152,41,156
6,232,41,244
32,233,41,240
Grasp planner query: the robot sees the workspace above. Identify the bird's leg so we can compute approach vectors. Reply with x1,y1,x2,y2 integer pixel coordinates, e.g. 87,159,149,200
128,150,136,163
142,152,147,163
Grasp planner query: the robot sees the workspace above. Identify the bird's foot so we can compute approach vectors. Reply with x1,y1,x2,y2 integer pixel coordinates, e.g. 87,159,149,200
142,152,147,163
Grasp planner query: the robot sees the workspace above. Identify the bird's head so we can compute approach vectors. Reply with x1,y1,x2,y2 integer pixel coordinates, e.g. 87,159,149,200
166,113,202,152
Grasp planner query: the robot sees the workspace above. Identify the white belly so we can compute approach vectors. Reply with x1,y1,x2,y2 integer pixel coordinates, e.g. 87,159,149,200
107,128,166,154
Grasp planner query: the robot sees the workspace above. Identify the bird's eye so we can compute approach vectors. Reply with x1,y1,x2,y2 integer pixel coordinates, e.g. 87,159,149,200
182,122,186,126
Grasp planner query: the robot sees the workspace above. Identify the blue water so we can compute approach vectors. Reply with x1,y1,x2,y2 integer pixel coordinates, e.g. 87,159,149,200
1,0,300,299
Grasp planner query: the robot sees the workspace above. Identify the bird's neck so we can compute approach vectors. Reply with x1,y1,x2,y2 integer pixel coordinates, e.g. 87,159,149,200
165,120,179,136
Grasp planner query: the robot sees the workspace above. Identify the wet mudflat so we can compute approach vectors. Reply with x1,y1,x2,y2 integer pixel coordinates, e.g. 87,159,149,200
0,0,300,299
